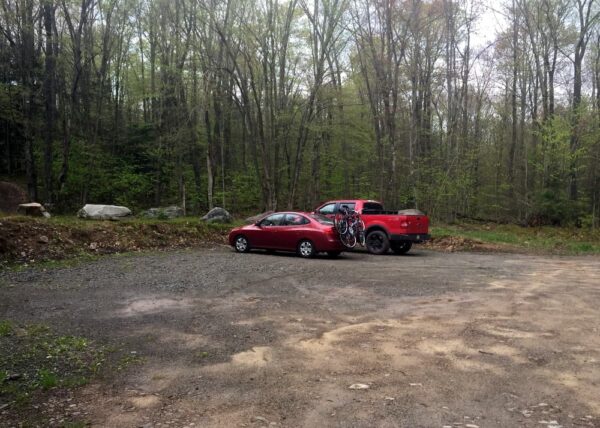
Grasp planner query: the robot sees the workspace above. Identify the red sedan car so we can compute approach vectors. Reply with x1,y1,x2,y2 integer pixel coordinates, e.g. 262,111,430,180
228,212,345,258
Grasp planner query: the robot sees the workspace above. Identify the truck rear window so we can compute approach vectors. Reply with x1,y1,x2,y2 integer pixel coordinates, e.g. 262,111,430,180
362,202,383,213
338,203,356,212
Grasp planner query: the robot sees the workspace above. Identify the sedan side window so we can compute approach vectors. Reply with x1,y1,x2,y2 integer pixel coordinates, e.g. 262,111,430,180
318,203,336,215
285,214,309,226
260,213,285,226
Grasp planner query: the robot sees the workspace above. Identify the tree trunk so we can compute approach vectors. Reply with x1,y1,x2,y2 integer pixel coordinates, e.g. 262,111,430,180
43,0,56,204
21,0,38,201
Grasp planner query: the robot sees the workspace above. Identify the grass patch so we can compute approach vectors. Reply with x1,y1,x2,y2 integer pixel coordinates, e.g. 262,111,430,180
116,353,145,371
0,321,108,408
0,320,13,336
432,223,600,255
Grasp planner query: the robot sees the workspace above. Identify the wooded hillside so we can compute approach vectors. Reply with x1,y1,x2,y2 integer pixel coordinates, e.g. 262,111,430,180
1,0,599,225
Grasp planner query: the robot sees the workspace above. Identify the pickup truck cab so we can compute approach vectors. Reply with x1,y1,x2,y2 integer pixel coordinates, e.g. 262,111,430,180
314,199,430,255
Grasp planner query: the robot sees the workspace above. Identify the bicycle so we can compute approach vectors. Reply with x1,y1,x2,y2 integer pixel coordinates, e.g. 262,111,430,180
335,206,366,249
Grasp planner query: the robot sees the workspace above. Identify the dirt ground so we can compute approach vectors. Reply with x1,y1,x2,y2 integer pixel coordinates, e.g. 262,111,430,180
1,246,599,428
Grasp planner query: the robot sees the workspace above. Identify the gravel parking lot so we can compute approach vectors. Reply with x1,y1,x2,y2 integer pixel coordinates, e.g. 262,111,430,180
1,247,600,427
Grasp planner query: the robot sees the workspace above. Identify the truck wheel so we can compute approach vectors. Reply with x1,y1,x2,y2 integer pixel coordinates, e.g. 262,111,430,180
366,230,390,255
391,241,412,255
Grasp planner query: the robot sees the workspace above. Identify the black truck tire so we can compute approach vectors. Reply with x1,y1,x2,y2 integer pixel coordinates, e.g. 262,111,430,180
391,241,412,255
366,230,390,255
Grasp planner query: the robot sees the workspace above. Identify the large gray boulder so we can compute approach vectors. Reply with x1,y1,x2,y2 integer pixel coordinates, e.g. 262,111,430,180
142,206,184,219
17,202,51,218
201,207,232,223
244,210,274,224
397,209,425,216
78,204,132,220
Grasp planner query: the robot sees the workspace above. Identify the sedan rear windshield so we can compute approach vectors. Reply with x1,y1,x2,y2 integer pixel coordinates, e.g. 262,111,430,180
309,214,334,225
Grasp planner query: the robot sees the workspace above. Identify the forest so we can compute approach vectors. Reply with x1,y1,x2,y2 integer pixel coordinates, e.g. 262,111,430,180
0,0,599,226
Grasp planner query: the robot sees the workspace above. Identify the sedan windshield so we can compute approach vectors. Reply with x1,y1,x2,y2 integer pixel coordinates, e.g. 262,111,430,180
309,214,334,225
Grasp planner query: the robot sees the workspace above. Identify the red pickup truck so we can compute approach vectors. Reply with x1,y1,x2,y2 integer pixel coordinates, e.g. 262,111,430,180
314,199,430,255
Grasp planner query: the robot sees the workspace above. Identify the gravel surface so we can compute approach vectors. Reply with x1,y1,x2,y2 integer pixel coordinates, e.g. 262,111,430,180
1,246,600,427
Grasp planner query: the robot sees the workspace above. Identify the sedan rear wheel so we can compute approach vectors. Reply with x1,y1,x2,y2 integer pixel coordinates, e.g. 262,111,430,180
234,235,250,253
297,239,316,258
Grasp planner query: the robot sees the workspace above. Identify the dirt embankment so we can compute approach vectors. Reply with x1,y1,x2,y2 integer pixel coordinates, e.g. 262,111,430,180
423,235,510,253
0,217,517,267
0,217,230,266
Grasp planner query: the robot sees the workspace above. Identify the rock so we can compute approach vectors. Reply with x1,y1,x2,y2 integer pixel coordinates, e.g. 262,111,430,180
38,235,49,244
348,383,370,390
89,242,98,250
251,416,269,424
17,202,51,218
245,210,274,224
142,206,184,219
465,424,480,428
78,204,132,220
397,209,425,215
201,207,232,223
0,182,27,213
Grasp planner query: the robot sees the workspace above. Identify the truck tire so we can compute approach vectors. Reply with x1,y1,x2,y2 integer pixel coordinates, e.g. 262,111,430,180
366,230,390,255
391,241,412,255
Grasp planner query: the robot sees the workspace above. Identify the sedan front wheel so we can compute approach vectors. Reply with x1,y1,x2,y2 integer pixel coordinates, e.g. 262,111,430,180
234,235,251,253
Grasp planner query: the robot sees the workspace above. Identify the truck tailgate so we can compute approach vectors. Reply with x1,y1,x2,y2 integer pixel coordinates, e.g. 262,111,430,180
400,214,429,234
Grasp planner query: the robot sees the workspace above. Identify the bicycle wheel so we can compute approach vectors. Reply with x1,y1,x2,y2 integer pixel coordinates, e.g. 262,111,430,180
340,231,357,249
334,212,348,235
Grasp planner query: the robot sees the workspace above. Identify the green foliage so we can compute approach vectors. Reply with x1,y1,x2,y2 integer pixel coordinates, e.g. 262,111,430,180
218,172,262,213
528,115,586,225
55,135,156,212
2,0,599,228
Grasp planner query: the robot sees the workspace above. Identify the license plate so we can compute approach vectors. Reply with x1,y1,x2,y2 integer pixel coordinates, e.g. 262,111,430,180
416,235,420,240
